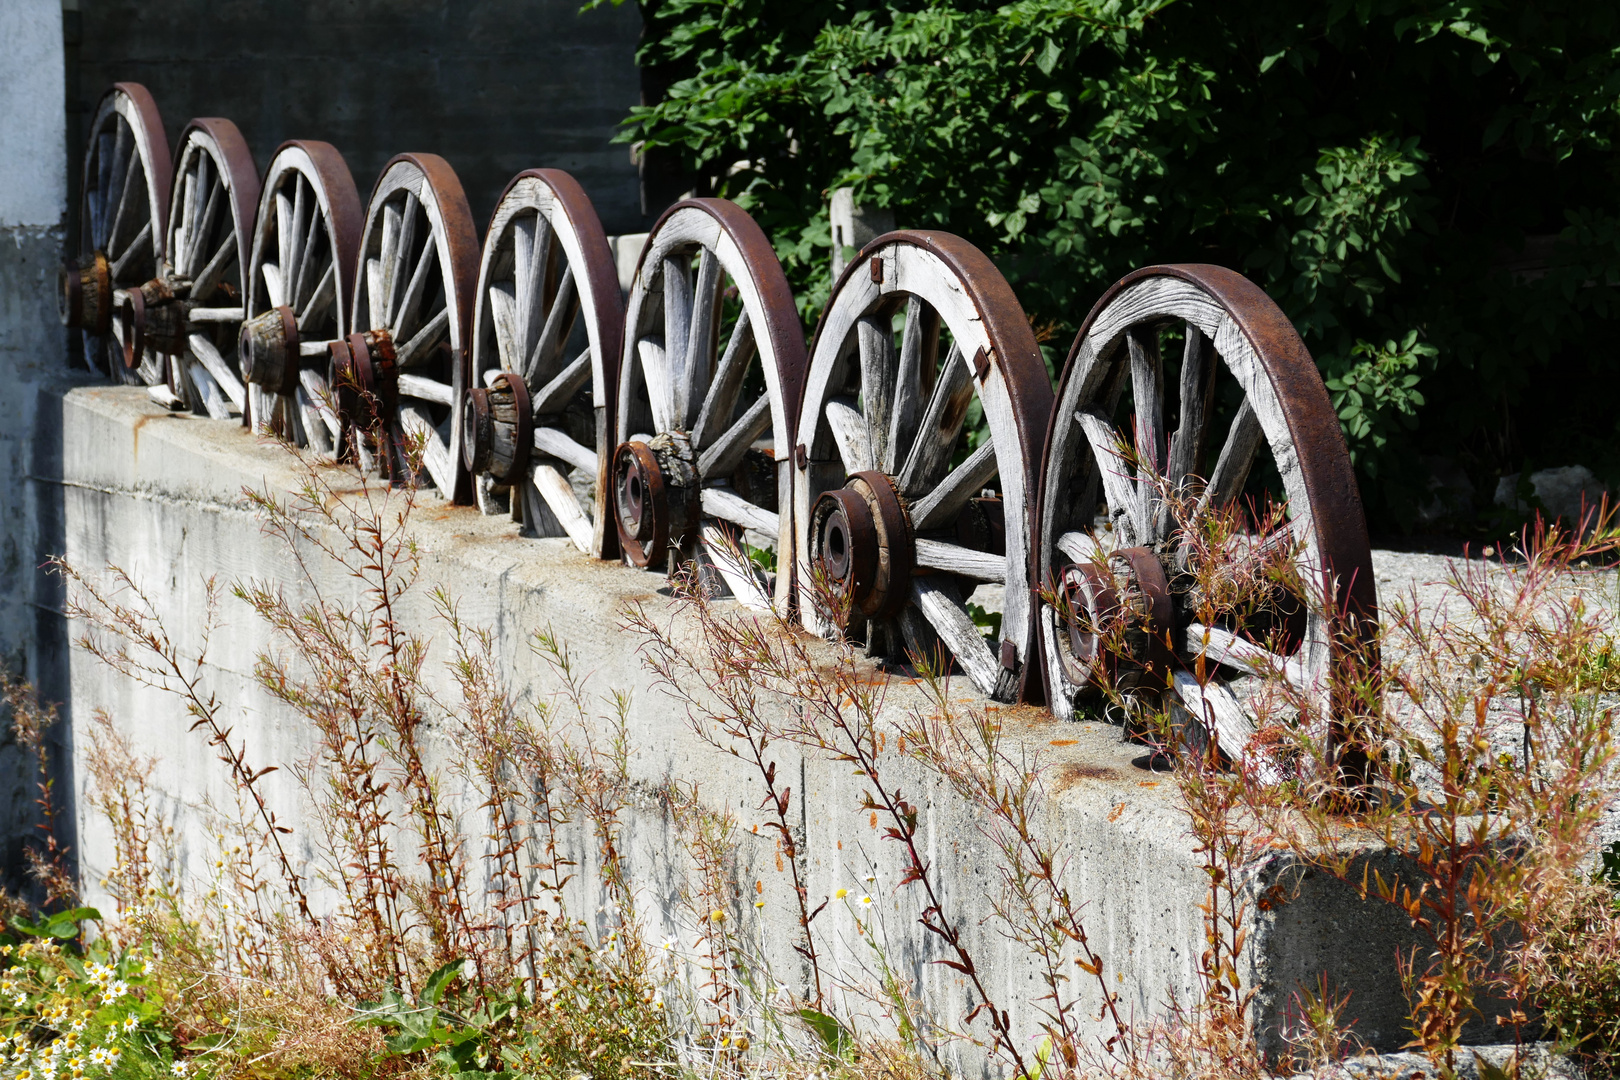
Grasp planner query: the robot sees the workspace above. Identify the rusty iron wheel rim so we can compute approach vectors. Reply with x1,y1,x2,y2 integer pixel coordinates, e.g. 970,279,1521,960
1035,264,1378,783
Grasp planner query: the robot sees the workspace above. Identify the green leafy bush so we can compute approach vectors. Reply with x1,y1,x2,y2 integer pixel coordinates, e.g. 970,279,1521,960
622,0,1620,528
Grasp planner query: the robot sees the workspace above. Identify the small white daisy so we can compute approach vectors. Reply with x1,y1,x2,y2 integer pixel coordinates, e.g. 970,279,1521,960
857,894,874,908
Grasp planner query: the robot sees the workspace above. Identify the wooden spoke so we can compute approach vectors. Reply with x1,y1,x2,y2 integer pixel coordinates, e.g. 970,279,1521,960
1170,671,1255,765
189,171,223,277
908,441,997,532
298,262,336,330
532,426,598,474
533,463,594,552
1201,398,1262,511
825,396,875,473
300,368,341,442
895,343,970,497
293,197,323,312
296,383,333,456
512,213,543,358
385,193,418,328
399,404,455,496
187,361,234,420
701,486,779,535
908,577,1001,695
186,306,244,323
698,393,770,480
1075,408,1140,545
1168,324,1212,494
660,255,693,419
395,306,449,369
678,247,722,429
287,176,309,302
525,263,576,384
914,539,1005,582
638,339,672,434
110,223,152,279
1128,326,1164,544
857,314,898,467
531,346,592,415
276,191,296,289
700,524,772,611
261,262,284,309
190,235,235,305
1184,623,1302,685
691,309,754,450
489,284,520,369
885,297,933,473
1056,530,1101,564
393,229,438,340
398,374,454,406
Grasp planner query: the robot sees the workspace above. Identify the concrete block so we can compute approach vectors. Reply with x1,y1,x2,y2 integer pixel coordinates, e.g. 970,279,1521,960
49,384,1427,1073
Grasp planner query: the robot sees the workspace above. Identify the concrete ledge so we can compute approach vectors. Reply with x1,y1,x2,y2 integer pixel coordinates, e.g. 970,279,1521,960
49,384,1422,1069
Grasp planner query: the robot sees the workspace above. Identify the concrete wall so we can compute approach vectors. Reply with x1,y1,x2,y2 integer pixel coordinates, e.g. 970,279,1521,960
69,0,647,236
49,383,1430,1068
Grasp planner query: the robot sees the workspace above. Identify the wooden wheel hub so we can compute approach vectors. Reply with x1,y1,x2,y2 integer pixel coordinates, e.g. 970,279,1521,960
121,275,192,368
809,470,913,620
1068,547,1174,681
462,373,532,484
60,252,112,334
239,306,300,394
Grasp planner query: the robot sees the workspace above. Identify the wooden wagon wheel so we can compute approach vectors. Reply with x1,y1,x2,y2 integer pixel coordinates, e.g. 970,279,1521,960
61,83,171,381
794,233,1053,702
238,141,364,452
614,199,806,610
123,119,261,413
463,169,625,558
1035,265,1378,779
343,154,479,502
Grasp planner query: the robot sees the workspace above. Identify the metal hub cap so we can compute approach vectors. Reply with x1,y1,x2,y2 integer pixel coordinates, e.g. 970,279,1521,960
808,470,914,620
613,440,668,567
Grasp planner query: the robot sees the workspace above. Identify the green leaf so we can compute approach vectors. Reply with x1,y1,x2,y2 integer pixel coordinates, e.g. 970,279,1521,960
1035,37,1061,76
796,1008,855,1060
421,958,464,1007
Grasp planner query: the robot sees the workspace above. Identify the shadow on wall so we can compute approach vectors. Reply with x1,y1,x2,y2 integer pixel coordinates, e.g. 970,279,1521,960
67,0,646,241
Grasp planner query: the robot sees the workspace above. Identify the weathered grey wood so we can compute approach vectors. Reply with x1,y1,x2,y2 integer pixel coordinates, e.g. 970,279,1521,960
914,539,1005,582
679,247,722,429
692,309,755,450
189,175,222,278
909,577,1001,696
293,187,322,310
700,524,773,612
186,307,245,323
284,176,307,303
295,383,332,455
276,191,295,289
1170,670,1255,767
660,255,693,418
262,261,285,310
1128,326,1164,544
825,395,876,473
1056,530,1100,565
524,264,576,385
398,374,454,406
702,485,780,535
512,214,540,357
298,263,336,331
298,341,330,358
101,124,133,248
146,383,184,410
188,234,236,306
1074,408,1139,544
638,339,672,434
885,296,930,474
532,425,599,475
490,284,520,370
698,393,770,480
896,343,971,497
909,441,996,532
394,307,449,369
857,314,898,468
188,333,245,410
531,346,592,415
399,404,455,497
384,193,419,331
393,229,439,341
1184,623,1301,685
187,360,234,420
534,462,594,553
1169,323,1211,496
1202,398,1262,510
110,223,152,279
300,368,341,442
